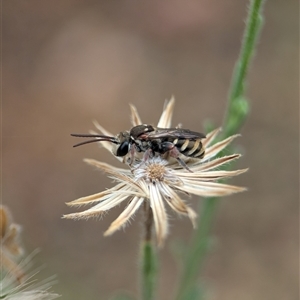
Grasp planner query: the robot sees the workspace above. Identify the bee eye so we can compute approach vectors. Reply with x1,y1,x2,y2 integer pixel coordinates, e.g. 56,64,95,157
116,141,129,156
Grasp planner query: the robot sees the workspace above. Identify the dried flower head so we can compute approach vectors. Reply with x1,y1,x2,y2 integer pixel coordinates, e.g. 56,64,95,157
1,205,25,283
1,252,59,300
0,206,59,299
64,98,247,246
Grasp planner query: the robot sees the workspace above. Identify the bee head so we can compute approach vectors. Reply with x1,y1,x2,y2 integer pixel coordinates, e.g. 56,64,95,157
114,131,131,157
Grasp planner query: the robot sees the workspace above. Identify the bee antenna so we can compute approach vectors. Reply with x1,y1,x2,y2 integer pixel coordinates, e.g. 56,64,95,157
70,133,119,147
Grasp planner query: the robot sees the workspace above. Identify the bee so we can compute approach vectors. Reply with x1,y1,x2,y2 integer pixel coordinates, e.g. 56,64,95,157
71,124,206,172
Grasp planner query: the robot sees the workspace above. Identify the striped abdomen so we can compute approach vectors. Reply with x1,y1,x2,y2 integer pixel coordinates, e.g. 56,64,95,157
173,138,205,158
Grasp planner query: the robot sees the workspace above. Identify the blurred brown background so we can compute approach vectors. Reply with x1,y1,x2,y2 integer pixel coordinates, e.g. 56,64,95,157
2,1,298,299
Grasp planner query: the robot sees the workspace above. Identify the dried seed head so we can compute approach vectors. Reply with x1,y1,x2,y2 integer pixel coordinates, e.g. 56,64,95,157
65,98,248,246
0,205,24,257
145,162,166,182
0,206,8,239
0,207,59,298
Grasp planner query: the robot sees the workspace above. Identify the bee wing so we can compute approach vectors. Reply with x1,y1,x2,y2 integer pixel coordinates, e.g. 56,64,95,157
146,128,206,140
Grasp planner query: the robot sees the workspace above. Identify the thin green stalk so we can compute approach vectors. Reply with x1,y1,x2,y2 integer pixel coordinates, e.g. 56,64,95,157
176,197,219,300
176,1,265,299
141,202,157,300
224,0,265,138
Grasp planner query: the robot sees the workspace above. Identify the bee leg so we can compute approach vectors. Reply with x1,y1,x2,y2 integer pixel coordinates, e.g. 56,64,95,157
132,149,152,171
128,144,136,166
175,157,193,173
161,142,193,172
142,148,153,162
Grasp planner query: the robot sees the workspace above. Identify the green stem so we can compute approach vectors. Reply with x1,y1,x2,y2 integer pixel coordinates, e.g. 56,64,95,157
228,0,264,102
141,202,157,300
176,1,265,299
176,198,218,300
223,0,265,138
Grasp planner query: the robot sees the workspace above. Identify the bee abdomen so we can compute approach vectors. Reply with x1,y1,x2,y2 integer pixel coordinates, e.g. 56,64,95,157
174,139,205,158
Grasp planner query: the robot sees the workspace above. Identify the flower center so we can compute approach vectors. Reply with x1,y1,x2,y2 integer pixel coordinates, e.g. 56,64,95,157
146,163,166,182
